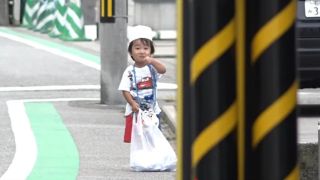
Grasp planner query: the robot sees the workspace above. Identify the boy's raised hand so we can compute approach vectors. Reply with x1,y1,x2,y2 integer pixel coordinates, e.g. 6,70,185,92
144,56,153,64
144,56,166,74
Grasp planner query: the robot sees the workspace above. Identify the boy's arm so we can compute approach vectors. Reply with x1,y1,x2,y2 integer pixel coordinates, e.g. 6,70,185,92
145,57,166,74
122,91,139,113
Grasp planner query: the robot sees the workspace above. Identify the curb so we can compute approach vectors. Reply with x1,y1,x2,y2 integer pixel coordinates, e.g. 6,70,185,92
299,143,318,179
161,105,176,133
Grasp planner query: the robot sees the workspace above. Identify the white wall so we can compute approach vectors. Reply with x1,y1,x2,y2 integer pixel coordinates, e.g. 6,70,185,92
131,0,176,30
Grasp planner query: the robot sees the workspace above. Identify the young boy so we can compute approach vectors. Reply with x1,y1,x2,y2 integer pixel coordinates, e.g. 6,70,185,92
118,25,166,143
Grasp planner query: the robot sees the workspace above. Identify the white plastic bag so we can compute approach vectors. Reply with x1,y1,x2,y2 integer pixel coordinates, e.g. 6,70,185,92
130,109,177,171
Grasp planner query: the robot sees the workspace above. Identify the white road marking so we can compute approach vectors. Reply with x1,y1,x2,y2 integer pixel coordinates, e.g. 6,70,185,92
0,85,100,92
19,98,100,103
0,83,176,92
1,101,38,180
1,98,99,180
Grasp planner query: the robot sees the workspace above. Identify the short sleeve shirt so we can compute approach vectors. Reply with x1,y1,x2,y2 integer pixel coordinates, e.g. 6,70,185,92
118,65,161,116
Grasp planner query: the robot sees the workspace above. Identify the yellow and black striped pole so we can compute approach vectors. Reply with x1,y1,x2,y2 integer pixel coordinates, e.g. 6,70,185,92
235,0,247,179
177,0,193,179
100,0,115,23
246,0,299,179
189,0,237,179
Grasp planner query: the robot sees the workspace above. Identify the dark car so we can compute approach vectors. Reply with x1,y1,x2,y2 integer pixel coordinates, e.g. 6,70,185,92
296,0,320,88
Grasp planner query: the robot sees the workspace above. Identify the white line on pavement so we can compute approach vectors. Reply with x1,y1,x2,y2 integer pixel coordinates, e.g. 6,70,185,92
1,101,38,180
0,85,100,92
19,98,100,103
1,98,99,180
0,83,176,92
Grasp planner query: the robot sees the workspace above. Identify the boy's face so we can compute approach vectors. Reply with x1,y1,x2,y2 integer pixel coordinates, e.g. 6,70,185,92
130,39,152,63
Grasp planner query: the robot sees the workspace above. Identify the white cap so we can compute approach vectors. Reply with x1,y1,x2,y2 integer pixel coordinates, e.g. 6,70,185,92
127,25,154,44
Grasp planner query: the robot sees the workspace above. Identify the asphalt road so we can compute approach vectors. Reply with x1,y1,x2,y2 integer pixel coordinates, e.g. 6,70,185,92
0,27,176,180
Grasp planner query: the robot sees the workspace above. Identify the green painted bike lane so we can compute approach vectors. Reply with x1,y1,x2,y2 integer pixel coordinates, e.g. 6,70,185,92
25,102,79,180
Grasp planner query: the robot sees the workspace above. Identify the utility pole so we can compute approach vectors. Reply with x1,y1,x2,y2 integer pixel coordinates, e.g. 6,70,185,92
0,0,9,25
100,0,127,105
